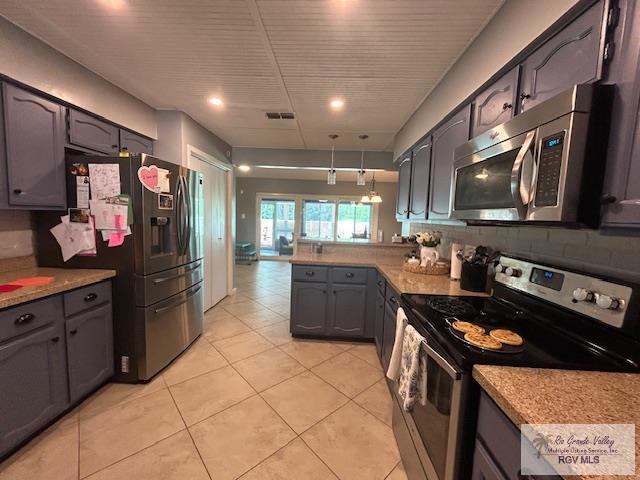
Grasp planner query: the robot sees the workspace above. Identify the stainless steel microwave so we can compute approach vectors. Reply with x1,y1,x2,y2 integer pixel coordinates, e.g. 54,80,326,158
450,85,611,225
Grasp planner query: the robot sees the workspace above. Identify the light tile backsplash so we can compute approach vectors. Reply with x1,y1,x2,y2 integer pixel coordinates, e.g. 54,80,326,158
407,222,640,282
0,210,34,260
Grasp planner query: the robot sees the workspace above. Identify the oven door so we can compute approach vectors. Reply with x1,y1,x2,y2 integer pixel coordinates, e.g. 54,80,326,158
394,336,469,480
450,130,536,221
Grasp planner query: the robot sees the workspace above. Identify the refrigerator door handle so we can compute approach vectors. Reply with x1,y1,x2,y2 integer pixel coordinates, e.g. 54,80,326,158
176,176,184,253
183,176,191,255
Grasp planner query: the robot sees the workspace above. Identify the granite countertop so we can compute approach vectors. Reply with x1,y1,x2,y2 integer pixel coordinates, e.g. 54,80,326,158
290,251,489,297
473,365,640,479
0,267,116,309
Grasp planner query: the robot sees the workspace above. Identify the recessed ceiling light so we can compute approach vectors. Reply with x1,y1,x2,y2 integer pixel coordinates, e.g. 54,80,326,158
208,97,224,107
238,165,251,172
330,98,345,110
97,0,126,9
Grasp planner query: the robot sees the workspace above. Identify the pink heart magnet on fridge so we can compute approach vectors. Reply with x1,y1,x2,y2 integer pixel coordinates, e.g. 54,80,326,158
137,165,160,192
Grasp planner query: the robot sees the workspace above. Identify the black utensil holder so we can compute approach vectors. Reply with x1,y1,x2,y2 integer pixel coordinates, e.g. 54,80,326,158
460,262,488,292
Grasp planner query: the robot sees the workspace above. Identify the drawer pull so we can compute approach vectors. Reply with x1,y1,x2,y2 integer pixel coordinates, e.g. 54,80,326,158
15,313,35,325
70,329,78,335
84,293,98,302
389,296,397,304
377,281,383,287
51,336,60,343
305,271,315,277
345,272,354,278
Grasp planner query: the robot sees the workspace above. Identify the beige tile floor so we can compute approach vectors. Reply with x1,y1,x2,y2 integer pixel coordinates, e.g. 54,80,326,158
0,261,407,480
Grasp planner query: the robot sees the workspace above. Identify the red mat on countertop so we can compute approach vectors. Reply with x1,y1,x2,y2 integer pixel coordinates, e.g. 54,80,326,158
11,276,55,287
0,284,23,293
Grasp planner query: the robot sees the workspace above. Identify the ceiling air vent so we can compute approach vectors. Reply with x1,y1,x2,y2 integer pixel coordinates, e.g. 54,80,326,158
265,112,295,120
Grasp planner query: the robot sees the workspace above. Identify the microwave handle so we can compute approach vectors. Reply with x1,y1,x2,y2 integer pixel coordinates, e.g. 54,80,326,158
511,130,536,219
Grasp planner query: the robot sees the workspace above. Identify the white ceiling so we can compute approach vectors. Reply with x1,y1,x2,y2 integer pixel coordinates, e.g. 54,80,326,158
0,0,503,150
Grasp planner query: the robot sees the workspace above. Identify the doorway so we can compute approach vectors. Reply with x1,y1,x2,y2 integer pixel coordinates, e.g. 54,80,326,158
259,198,296,258
187,146,232,311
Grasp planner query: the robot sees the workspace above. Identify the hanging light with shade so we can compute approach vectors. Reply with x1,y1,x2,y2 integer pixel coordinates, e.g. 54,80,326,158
361,170,382,203
356,134,368,186
327,134,339,185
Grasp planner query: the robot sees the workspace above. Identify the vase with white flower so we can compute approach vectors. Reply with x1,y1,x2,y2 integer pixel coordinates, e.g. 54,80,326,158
414,231,442,267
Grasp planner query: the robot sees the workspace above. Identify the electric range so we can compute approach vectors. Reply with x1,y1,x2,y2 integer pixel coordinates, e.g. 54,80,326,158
392,255,640,480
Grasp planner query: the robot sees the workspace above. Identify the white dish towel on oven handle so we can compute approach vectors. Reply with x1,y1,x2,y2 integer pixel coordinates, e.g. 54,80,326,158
386,307,408,381
397,325,428,411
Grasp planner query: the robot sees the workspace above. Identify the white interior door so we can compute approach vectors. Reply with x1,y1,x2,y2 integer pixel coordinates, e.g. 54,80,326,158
187,150,229,310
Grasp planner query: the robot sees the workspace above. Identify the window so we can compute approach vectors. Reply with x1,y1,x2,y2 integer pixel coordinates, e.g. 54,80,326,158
337,201,373,240
301,198,374,242
302,200,336,240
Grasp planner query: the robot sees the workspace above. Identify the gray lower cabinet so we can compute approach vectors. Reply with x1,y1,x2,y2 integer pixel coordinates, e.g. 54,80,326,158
471,67,519,137
395,153,412,220
382,300,396,372
1,83,66,209
291,281,328,335
519,0,607,112
471,442,506,480
66,303,114,403
0,280,113,457
428,104,471,220
328,283,367,337
408,136,432,221
68,109,119,154
0,323,67,454
119,129,153,154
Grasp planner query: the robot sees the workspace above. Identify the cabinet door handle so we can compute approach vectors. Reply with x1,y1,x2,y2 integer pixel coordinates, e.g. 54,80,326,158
345,272,354,278
51,336,60,343
15,313,35,325
305,271,315,277
322,290,327,294
389,296,397,304
520,92,530,100
111,144,119,149
333,290,337,294
502,102,513,110
600,193,617,205
84,293,98,302
12,188,24,195
69,329,78,335
377,281,383,287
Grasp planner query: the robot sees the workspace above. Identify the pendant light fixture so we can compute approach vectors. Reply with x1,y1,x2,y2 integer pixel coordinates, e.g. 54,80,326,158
356,134,368,186
361,171,383,204
327,134,338,185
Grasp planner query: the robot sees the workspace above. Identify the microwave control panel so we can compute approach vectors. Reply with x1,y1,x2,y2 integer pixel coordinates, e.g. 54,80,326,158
534,132,565,207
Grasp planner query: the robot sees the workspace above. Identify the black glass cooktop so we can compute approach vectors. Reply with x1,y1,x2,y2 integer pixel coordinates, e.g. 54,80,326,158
401,292,640,373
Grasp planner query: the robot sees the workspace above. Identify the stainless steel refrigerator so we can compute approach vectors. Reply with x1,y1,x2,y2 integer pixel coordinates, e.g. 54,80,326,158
36,154,204,383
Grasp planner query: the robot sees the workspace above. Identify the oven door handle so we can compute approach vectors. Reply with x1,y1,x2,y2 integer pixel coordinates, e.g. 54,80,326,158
421,339,462,379
510,130,536,220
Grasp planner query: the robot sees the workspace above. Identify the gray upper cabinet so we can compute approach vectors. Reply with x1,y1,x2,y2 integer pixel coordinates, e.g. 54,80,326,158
1,83,66,209
395,153,412,220
328,284,367,337
408,136,432,220
119,129,153,155
0,323,67,453
519,0,607,112
68,109,119,154
429,104,471,220
291,281,327,335
471,67,519,137
65,303,114,403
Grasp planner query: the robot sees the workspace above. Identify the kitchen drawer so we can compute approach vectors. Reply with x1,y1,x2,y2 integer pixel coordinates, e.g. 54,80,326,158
135,260,203,307
63,281,112,317
376,271,386,294
331,267,367,284
385,286,400,312
0,296,63,344
292,265,328,282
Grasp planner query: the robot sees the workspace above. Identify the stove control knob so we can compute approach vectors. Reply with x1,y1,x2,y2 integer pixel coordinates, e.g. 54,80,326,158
572,288,594,303
595,294,623,310
504,267,521,277
495,264,505,274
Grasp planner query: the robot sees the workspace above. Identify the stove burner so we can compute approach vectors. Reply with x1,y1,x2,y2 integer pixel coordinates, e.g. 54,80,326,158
425,297,478,318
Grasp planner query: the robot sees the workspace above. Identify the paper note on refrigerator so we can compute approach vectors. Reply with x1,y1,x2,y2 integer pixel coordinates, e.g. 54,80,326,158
88,163,121,200
50,215,96,261
157,168,171,193
90,199,128,230
101,227,132,242
76,176,90,208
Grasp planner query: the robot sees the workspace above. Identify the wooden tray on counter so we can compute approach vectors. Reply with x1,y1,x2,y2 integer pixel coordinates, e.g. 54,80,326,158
402,261,450,276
